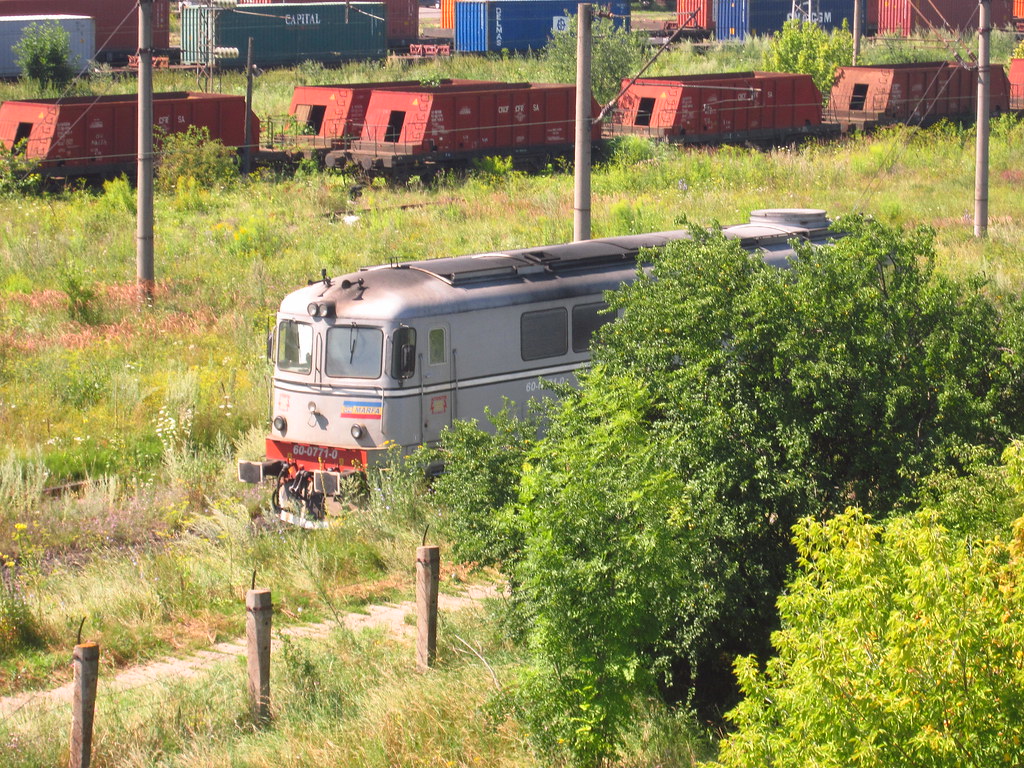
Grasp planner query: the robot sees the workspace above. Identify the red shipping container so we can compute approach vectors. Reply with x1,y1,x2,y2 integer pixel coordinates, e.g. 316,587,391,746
352,83,600,155
677,0,712,30
1010,59,1024,111
876,0,1010,35
0,92,258,175
289,80,521,143
827,62,1010,130
237,0,418,45
0,0,169,58
609,72,825,143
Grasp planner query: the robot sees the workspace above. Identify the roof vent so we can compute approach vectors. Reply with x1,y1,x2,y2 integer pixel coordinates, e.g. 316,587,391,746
749,208,829,229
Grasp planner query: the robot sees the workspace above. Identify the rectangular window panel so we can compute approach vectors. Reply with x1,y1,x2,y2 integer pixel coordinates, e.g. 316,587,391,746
326,325,383,379
428,328,446,365
521,308,568,361
572,302,611,353
276,320,313,374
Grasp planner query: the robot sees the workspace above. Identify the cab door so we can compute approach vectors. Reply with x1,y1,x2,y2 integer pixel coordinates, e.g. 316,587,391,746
420,324,453,443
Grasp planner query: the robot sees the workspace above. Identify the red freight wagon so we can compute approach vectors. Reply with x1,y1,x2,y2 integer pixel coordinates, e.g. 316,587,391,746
607,72,835,146
0,92,258,177
677,0,713,30
875,0,1011,36
288,80,522,147
1010,59,1024,112
342,83,600,176
0,0,170,61
1015,0,1024,32
238,0,418,46
826,62,1010,132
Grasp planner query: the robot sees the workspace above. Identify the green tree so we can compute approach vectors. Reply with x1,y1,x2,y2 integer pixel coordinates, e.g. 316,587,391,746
543,17,651,104
715,456,1024,768
13,21,75,90
762,19,852,101
505,217,1024,764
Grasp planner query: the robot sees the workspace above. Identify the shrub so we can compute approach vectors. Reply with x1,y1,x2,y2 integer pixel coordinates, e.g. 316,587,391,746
544,17,651,104
13,21,75,90
155,126,238,193
0,141,43,197
762,19,852,101
716,499,1024,768
430,405,536,567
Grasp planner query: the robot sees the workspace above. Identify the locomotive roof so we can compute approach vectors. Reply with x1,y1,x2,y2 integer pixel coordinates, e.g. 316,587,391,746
280,209,835,322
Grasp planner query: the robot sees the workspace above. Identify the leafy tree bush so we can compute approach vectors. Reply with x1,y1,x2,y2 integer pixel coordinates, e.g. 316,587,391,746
13,21,75,90
431,405,536,566
544,17,651,104
155,126,238,193
0,142,43,197
715,454,1024,768
505,217,1024,764
762,19,852,100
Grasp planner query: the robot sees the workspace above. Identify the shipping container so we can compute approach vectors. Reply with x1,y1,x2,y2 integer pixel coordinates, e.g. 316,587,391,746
454,0,629,53
237,0,418,46
0,15,94,78
826,62,1010,132
0,92,258,176
288,80,516,145
442,0,455,28
876,0,1011,36
717,0,862,39
677,0,712,30
345,83,600,174
607,71,835,144
0,0,169,61
1010,59,1024,112
1016,0,1024,31
181,3,387,68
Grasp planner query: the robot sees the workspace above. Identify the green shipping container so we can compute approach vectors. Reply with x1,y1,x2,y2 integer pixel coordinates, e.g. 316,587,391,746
181,3,386,67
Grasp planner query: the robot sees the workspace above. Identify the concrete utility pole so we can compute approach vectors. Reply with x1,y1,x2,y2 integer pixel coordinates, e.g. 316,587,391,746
244,36,255,174
573,3,592,242
137,0,154,302
975,0,991,238
853,0,862,64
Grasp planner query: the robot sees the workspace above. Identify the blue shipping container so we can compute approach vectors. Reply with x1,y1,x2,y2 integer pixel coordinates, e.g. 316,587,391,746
455,0,629,53
717,0,860,40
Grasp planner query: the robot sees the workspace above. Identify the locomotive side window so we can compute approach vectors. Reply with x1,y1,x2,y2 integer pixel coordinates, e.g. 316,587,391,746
326,325,384,379
392,326,417,380
572,302,611,353
428,328,446,365
276,320,313,374
521,308,568,361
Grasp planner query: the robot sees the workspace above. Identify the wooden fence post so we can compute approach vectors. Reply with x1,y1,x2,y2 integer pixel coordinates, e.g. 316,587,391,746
246,588,272,724
69,642,99,768
416,545,440,670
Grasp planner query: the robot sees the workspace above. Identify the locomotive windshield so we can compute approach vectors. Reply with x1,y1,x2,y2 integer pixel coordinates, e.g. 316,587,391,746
277,319,313,373
326,324,383,379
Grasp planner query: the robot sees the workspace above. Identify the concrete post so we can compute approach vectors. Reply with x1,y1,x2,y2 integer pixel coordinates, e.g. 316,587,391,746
246,588,272,724
416,545,440,670
69,642,99,768
573,3,592,242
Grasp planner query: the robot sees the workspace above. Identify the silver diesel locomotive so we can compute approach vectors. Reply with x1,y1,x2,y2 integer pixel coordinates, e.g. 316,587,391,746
239,209,836,525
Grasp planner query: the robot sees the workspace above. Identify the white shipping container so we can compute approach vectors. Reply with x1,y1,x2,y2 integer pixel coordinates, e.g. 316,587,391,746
0,14,95,78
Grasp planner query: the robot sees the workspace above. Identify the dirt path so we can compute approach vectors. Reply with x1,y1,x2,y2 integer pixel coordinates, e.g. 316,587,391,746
0,584,496,722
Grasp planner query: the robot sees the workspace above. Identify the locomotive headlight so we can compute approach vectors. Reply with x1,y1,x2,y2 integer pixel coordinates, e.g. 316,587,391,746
273,415,287,434
306,302,335,318
307,302,319,317
308,401,319,415
350,424,365,440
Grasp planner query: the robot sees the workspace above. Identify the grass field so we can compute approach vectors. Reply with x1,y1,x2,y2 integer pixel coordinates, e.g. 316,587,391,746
2,28,1024,766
